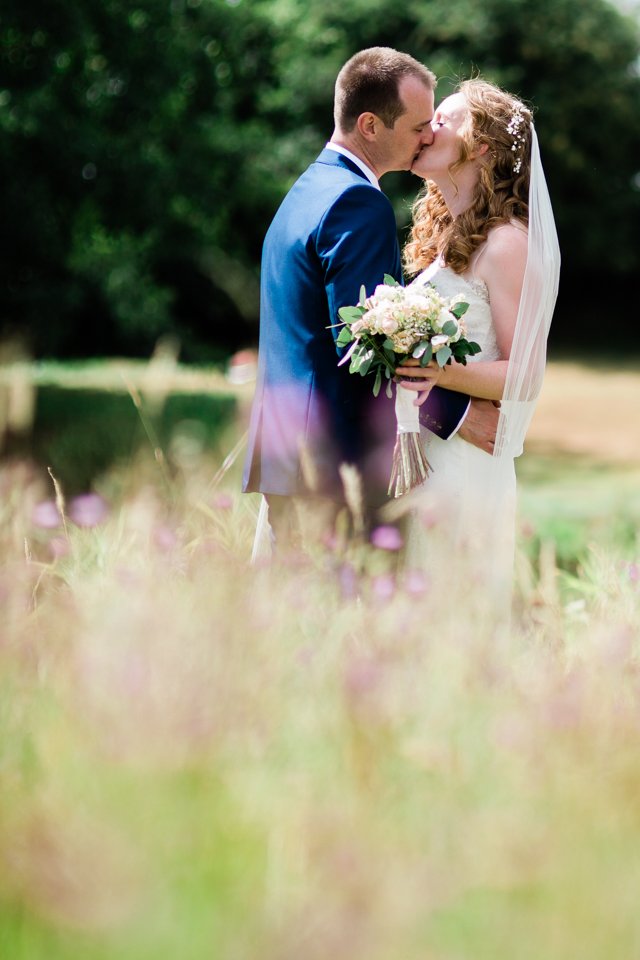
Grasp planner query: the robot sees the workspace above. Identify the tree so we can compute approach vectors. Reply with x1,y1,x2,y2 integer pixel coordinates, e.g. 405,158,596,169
1,0,638,357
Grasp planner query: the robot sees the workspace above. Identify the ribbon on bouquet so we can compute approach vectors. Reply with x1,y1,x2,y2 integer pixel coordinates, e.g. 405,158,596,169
387,384,432,498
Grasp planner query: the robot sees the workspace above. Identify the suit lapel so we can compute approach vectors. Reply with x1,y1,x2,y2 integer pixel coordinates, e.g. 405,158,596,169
314,148,372,183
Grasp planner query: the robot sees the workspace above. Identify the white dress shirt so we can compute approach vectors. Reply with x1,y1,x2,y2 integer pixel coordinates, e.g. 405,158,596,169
324,143,380,190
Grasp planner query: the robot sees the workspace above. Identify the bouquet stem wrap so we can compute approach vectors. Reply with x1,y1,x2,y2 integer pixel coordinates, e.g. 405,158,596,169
388,385,431,498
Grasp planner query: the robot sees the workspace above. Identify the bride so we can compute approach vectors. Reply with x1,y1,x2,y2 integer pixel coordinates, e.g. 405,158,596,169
393,79,560,608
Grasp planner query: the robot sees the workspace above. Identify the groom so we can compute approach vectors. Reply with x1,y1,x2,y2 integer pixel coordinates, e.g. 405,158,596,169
243,47,497,544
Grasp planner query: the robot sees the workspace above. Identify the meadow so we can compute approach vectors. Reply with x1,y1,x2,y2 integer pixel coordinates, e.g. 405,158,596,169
0,358,639,960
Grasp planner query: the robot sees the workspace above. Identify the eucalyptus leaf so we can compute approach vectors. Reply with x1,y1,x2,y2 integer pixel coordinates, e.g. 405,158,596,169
336,326,354,347
359,284,367,306
383,274,401,286
419,343,433,366
338,305,366,322
451,301,469,319
359,352,373,376
442,320,458,337
412,340,429,359
386,378,393,399
436,346,452,367
373,368,382,397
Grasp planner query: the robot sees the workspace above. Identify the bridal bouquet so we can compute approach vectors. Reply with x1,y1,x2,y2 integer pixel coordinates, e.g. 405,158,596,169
335,276,481,497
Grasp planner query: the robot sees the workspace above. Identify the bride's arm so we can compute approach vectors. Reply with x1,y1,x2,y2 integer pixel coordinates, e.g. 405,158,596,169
397,225,528,403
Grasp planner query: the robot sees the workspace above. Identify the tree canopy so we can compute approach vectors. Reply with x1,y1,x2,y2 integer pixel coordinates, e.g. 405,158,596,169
1,0,639,358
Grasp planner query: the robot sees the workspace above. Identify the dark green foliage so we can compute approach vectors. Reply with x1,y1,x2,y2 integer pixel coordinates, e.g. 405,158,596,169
10,385,236,491
1,0,639,358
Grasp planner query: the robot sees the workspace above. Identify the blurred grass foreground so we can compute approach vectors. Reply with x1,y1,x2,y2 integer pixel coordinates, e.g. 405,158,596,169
0,358,639,959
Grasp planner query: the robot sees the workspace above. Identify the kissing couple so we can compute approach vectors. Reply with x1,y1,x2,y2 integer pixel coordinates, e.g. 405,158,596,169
243,46,560,604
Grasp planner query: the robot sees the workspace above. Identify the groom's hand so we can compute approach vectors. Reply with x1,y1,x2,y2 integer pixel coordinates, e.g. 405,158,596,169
457,398,500,454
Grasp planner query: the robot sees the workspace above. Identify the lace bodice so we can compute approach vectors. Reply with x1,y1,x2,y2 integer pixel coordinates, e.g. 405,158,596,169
412,260,499,362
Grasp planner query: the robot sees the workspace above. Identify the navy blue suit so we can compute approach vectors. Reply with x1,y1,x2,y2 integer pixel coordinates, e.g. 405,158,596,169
242,148,469,506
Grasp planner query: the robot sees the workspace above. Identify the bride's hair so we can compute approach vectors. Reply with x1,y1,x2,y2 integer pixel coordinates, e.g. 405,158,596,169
403,79,532,277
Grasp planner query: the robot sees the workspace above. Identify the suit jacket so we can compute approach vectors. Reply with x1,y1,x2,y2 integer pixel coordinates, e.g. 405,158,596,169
242,148,469,503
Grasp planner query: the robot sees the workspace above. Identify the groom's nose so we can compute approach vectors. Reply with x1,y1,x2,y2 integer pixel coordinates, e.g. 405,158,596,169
421,125,435,146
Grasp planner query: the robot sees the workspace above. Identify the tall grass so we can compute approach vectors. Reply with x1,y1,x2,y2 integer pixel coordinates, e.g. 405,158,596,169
0,426,638,960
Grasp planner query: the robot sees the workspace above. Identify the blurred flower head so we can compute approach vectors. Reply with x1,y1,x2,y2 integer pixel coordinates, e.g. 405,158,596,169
404,569,430,597
371,573,395,602
32,499,61,529
370,525,403,551
69,493,110,528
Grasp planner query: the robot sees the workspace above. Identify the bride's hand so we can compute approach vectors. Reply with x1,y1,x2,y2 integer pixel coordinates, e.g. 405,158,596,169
395,358,443,406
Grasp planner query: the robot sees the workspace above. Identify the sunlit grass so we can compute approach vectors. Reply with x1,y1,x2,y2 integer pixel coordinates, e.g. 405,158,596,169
0,359,639,958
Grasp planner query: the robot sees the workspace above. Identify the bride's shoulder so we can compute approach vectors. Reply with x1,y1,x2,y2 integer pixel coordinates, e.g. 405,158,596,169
473,221,528,293
477,222,528,275
484,221,528,257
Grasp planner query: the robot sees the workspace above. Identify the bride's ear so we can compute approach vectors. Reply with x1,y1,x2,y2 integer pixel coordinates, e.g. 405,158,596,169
470,141,490,161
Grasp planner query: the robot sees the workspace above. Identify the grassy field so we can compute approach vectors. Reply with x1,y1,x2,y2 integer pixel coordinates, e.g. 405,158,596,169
0,358,638,959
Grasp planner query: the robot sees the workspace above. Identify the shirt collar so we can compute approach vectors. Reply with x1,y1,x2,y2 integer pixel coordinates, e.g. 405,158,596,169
324,143,380,190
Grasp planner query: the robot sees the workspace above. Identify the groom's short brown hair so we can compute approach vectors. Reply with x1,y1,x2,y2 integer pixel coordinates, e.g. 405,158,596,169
334,47,436,132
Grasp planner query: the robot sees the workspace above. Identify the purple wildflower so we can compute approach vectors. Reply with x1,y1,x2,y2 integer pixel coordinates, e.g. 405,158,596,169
338,562,358,600
32,500,61,529
404,569,430,596
371,573,395,602
370,525,403,551
69,493,110,528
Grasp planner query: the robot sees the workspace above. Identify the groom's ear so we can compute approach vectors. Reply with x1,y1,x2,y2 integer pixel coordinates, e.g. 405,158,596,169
356,112,379,140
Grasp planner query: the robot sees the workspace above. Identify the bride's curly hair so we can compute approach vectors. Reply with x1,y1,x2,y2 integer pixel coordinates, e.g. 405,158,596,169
403,79,532,278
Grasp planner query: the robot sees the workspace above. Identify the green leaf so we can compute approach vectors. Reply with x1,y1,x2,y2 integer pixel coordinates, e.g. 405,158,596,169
359,351,373,376
373,368,382,397
386,378,393,399
442,320,458,337
451,301,469,319
359,284,367,306
349,345,366,373
338,305,365,322
419,343,433,366
468,341,482,355
382,338,395,351
336,326,354,347
436,346,452,368
412,339,430,359
383,274,401,286
383,347,397,365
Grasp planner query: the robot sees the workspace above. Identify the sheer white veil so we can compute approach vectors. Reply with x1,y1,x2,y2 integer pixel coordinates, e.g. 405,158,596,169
494,123,561,459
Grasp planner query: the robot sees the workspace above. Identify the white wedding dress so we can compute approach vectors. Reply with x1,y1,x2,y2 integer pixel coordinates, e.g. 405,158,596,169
402,259,517,611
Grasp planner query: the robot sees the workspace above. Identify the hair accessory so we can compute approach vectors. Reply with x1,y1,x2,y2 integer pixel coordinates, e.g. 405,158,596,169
506,105,527,174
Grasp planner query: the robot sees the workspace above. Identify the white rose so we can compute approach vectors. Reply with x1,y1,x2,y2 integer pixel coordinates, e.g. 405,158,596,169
372,284,400,302
381,317,398,335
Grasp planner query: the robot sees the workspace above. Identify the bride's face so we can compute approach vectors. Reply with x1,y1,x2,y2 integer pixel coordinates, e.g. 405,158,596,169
411,92,469,180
